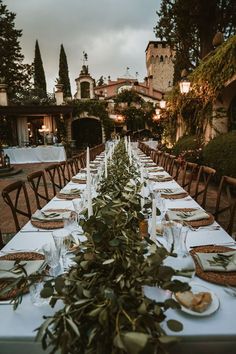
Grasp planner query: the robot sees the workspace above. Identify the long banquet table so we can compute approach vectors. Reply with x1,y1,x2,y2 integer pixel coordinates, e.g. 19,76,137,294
0,145,236,354
3,146,66,164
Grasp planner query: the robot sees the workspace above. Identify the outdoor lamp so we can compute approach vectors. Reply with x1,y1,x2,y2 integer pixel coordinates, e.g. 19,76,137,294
159,95,166,109
155,108,161,115
179,69,191,94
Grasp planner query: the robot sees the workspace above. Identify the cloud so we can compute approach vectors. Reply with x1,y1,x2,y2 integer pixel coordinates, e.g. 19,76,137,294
7,0,160,92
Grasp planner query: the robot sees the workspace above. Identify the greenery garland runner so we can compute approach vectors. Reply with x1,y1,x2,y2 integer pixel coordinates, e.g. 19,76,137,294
0,141,189,353
35,141,189,354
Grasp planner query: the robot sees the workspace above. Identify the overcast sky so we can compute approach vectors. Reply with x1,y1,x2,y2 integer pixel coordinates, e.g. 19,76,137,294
6,0,161,93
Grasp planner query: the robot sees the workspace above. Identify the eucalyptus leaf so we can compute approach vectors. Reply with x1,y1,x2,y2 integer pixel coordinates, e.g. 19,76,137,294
102,259,115,265
167,319,183,332
40,287,53,298
121,332,150,354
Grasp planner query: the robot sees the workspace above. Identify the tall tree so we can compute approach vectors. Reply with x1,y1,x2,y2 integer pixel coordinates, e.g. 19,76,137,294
155,0,236,82
34,39,47,96
0,0,27,97
58,44,72,97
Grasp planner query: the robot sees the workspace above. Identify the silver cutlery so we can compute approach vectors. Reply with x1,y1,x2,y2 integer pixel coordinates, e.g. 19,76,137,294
224,285,236,297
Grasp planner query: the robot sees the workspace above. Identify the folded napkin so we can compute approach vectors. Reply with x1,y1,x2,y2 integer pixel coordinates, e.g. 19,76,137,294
158,188,186,196
148,167,164,172
195,251,236,272
150,175,172,182
31,210,72,222
59,188,81,196
0,259,45,279
166,209,209,222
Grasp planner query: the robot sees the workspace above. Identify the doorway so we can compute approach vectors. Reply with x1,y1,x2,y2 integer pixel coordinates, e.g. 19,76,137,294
72,118,102,150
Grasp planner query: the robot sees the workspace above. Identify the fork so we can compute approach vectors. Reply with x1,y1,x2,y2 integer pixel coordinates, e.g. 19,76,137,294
224,285,236,297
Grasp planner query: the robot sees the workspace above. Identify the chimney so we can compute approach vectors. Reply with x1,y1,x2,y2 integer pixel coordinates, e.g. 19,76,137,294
55,83,64,105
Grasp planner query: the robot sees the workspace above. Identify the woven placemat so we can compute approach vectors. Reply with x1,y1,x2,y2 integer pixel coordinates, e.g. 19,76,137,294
0,252,44,301
56,192,81,200
31,209,74,230
166,208,214,228
161,192,188,199
71,178,86,184
190,245,236,286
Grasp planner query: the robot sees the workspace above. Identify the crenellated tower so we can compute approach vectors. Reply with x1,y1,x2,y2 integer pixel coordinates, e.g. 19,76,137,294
146,41,175,92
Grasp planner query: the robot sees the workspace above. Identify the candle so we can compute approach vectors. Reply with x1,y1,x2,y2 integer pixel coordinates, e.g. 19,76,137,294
86,147,93,217
150,197,156,240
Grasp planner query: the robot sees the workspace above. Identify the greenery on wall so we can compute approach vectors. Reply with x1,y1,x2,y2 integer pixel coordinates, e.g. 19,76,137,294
164,34,236,140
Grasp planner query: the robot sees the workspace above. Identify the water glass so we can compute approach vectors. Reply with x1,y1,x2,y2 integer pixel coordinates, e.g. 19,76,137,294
30,281,49,307
52,229,71,269
41,243,62,277
163,225,196,282
162,220,182,253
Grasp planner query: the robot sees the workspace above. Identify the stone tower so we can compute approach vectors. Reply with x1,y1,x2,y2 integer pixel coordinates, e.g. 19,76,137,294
146,41,175,92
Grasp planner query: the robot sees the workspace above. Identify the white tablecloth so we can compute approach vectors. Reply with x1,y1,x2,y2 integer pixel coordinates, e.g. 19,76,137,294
3,146,66,164
0,148,236,353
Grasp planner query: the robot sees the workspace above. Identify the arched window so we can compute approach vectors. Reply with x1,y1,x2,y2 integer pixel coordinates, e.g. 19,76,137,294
80,81,90,98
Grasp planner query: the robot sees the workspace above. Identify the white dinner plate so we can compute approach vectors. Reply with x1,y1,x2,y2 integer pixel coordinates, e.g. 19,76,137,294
173,283,220,317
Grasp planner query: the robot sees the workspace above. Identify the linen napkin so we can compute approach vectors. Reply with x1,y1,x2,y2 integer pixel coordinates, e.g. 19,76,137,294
149,175,172,182
31,210,72,222
158,188,186,196
166,209,209,222
59,188,81,196
72,173,87,183
195,251,236,272
0,259,45,279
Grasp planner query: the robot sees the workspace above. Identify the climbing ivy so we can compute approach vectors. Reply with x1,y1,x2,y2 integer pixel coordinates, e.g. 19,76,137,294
165,34,236,139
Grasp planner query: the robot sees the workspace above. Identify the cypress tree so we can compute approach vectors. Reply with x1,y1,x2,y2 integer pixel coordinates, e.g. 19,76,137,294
0,0,26,98
59,44,72,97
34,39,47,96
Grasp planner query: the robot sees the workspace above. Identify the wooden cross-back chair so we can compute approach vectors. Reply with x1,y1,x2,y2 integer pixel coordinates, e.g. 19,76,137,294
192,165,216,208
45,163,63,196
27,170,50,209
67,158,77,179
58,161,71,185
2,180,32,232
180,161,199,194
171,158,182,182
165,154,176,174
214,175,236,236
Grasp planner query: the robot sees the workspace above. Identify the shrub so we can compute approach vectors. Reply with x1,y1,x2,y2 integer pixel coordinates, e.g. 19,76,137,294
172,135,202,163
202,131,236,178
